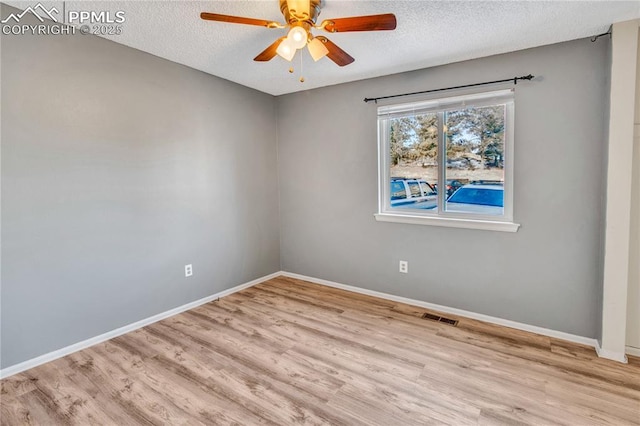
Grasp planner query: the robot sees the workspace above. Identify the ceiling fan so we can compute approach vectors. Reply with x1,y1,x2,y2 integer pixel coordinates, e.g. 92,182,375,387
200,0,397,67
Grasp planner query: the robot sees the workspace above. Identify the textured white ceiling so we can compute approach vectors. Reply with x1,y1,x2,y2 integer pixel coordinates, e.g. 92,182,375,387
4,1,640,95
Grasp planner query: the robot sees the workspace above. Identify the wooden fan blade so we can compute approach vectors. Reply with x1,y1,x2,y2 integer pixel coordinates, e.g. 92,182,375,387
316,36,354,67
321,13,397,33
254,37,286,61
200,12,280,28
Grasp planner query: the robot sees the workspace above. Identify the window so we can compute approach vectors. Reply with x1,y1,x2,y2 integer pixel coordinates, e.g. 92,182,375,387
408,182,421,197
390,180,406,200
420,181,436,196
376,89,519,232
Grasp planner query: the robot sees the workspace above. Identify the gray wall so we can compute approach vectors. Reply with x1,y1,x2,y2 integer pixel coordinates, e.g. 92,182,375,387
277,38,610,338
1,5,280,368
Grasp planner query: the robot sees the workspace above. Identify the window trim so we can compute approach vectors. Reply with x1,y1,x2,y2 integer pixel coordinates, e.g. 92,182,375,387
375,89,520,232
374,213,520,232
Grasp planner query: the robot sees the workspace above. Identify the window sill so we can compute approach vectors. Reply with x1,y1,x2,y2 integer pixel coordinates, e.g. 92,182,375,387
374,213,520,232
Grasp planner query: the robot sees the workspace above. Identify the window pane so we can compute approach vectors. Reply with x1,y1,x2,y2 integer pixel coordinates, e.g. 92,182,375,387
389,113,438,211
444,105,505,216
408,182,421,197
420,181,436,196
391,181,407,200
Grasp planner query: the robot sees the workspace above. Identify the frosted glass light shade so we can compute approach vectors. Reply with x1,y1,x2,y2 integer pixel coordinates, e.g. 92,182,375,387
287,26,308,49
276,38,296,61
308,37,329,61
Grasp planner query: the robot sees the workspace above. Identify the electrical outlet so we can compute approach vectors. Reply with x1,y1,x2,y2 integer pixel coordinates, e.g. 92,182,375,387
399,260,408,273
185,264,193,277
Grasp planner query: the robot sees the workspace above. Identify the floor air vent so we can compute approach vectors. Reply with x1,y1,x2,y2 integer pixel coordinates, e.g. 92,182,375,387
421,312,459,326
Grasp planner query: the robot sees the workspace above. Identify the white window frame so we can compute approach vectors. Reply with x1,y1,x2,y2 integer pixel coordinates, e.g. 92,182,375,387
375,89,520,232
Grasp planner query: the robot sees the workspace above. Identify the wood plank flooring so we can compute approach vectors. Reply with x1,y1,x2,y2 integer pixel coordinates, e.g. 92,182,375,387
2,276,639,425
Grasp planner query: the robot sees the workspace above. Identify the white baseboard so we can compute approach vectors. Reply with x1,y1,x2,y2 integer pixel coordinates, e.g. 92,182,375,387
595,342,629,363
626,345,640,358
280,271,600,350
0,271,281,379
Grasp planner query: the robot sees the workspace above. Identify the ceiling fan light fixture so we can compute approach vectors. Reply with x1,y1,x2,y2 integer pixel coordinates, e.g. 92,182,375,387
200,2,397,69
276,38,296,61
307,37,329,61
287,25,308,49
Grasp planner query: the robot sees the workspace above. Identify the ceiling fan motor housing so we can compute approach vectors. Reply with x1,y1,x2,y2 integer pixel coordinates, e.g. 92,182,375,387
279,0,323,25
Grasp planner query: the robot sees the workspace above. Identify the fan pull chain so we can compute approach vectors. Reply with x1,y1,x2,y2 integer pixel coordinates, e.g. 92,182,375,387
299,52,304,83
288,51,296,74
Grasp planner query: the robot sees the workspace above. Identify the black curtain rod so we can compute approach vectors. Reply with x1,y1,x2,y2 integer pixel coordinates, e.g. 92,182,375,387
591,25,612,42
363,74,535,103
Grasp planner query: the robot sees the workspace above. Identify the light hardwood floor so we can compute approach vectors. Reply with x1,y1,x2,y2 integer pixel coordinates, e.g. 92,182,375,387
2,276,639,425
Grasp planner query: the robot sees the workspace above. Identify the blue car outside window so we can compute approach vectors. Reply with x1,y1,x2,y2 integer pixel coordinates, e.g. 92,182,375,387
448,188,504,207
